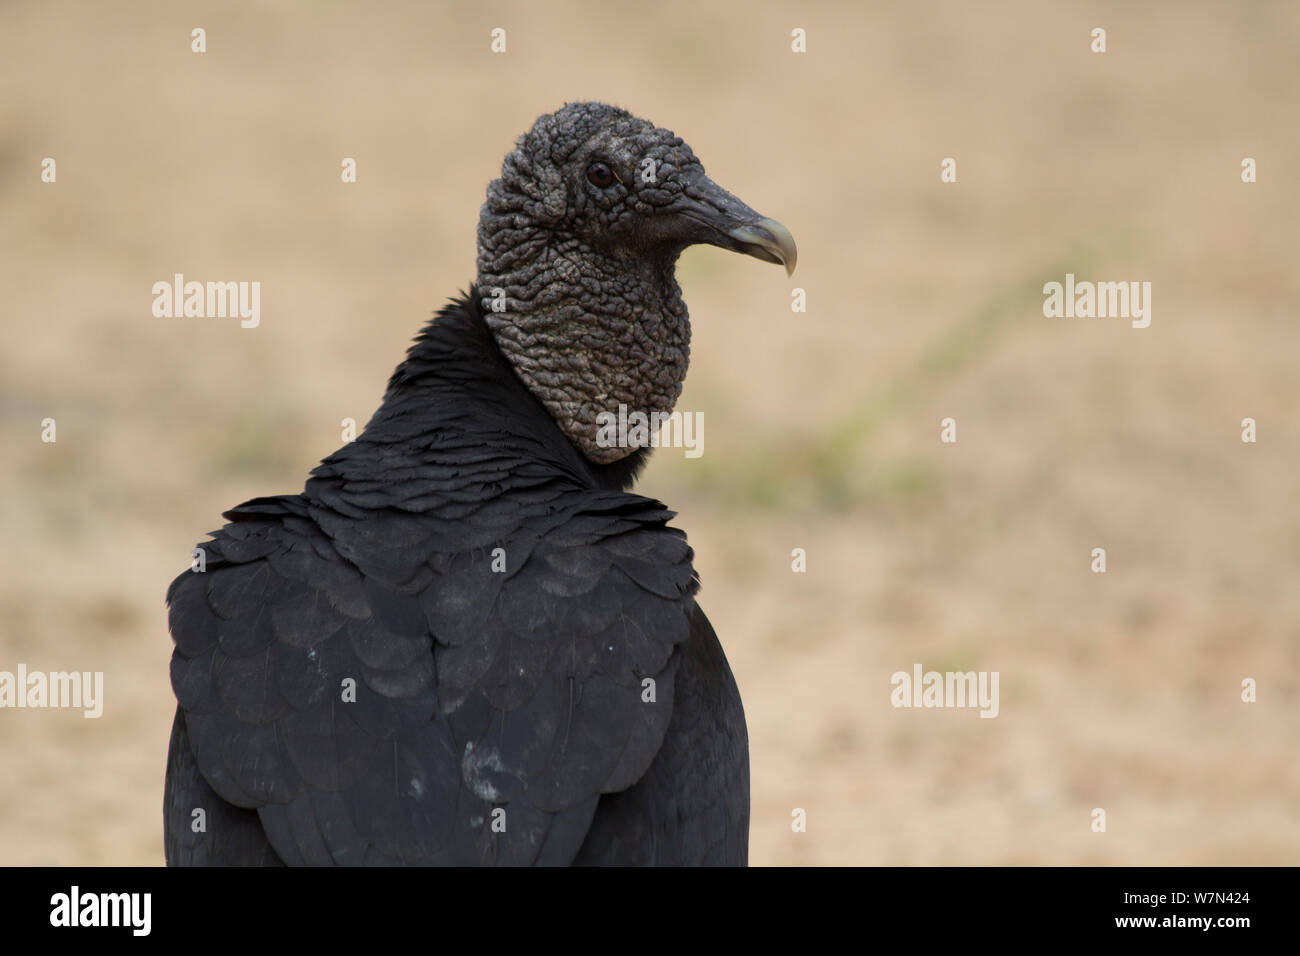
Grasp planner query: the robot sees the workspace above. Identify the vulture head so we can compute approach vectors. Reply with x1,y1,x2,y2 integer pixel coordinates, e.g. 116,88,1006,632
476,102,796,464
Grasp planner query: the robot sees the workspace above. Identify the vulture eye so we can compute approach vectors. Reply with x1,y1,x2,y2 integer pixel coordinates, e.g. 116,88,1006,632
587,162,616,188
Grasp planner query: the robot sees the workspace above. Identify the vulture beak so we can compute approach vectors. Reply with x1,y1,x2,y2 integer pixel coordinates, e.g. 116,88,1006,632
672,176,798,277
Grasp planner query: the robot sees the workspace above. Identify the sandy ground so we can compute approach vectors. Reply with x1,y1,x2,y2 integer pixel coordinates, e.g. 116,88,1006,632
1,0,1297,865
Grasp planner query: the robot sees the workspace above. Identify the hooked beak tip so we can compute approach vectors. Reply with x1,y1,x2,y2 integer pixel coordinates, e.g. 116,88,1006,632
727,217,797,277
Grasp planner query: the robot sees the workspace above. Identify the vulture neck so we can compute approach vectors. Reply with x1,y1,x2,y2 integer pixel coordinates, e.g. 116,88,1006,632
355,291,652,494
475,242,692,466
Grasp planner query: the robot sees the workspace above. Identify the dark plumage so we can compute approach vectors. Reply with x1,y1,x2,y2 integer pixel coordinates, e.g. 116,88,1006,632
164,102,796,866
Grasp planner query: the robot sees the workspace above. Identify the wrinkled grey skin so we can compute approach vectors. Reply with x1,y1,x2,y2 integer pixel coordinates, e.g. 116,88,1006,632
475,103,723,463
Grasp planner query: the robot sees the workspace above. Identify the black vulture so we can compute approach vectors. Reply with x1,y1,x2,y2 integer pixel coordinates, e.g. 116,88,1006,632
163,102,797,866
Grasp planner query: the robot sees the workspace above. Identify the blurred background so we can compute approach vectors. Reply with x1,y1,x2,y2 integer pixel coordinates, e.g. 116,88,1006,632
1,0,1297,865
